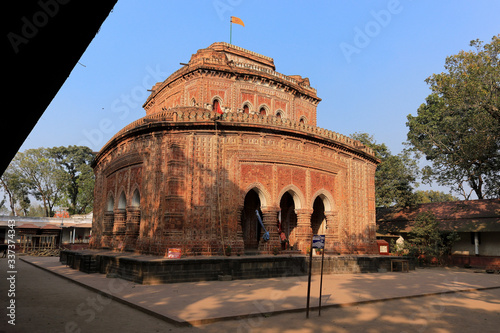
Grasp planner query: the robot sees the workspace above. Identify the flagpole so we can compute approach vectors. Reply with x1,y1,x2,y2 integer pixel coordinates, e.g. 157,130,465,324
230,19,232,44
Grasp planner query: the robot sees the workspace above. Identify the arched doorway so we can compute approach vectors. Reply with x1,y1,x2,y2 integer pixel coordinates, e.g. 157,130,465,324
311,197,327,235
241,189,262,250
279,192,298,249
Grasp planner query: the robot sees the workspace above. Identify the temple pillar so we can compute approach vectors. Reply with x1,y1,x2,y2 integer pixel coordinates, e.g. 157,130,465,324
126,207,140,237
295,208,313,253
258,207,281,253
324,211,338,253
125,207,141,249
112,209,126,248
234,205,245,255
102,212,114,247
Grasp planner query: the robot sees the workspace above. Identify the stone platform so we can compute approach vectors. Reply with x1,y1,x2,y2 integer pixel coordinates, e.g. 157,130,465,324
60,249,415,284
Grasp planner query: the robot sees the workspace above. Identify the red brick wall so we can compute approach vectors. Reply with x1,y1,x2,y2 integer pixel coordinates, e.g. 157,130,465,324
91,113,378,255
92,43,377,256
143,43,320,126
451,255,500,269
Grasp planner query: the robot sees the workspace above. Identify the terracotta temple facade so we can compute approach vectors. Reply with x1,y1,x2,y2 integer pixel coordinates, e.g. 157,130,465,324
90,42,379,256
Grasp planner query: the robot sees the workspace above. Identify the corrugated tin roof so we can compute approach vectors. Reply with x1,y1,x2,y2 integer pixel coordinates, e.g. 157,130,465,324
0,215,92,228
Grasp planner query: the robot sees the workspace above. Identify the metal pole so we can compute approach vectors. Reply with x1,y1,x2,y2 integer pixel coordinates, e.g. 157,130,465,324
306,237,313,318
319,247,325,316
230,21,232,44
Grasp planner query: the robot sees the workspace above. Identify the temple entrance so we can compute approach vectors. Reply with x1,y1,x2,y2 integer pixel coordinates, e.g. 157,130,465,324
279,192,297,249
311,197,327,235
241,189,262,250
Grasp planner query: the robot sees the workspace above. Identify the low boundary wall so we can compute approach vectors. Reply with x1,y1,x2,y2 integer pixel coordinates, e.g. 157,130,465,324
450,255,500,269
60,250,415,285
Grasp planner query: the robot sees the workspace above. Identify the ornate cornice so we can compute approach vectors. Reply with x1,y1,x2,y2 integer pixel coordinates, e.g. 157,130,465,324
94,108,379,167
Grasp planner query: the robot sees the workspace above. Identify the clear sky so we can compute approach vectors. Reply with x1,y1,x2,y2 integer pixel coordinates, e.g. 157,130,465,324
19,0,499,194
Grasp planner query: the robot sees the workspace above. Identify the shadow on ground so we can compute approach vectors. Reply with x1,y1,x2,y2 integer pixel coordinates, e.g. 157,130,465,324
1,257,499,333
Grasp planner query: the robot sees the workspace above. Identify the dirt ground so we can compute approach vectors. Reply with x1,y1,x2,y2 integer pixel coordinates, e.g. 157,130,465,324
1,257,499,333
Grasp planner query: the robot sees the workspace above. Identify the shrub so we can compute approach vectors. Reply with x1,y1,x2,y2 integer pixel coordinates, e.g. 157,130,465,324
404,211,460,266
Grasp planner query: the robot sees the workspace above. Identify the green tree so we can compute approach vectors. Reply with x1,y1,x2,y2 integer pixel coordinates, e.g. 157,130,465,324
407,35,500,199
0,169,30,216
415,190,458,204
27,204,47,217
351,133,420,208
50,146,95,214
10,148,68,217
1,146,95,216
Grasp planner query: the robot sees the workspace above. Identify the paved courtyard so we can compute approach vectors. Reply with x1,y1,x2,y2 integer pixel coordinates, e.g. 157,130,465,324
1,256,499,332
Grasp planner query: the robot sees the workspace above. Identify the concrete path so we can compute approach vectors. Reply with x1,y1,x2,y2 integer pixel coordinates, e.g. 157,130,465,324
18,256,500,327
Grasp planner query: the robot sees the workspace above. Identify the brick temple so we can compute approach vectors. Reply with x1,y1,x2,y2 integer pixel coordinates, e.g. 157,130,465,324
90,42,379,256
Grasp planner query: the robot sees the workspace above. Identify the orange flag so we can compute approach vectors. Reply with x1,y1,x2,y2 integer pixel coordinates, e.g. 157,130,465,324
231,16,245,27
216,102,223,114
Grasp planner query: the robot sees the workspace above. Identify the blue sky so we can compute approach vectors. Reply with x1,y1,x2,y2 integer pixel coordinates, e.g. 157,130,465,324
19,0,499,194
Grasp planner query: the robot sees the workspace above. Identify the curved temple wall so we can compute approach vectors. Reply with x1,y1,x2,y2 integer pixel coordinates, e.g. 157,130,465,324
90,43,379,256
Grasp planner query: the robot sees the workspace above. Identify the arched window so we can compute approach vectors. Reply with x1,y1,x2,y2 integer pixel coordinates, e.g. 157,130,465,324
276,111,283,119
131,189,140,208
118,192,127,210
114,191,127,236
104,194,115,237
212,99,222,114
106,195,114,212
129,189,141,238
241,101,253,114
190,98,196,106
299,117,306,124
259,107,267,116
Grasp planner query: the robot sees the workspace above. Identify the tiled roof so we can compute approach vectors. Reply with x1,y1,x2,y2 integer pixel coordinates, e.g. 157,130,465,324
41,224,62,230
15,223,40,229
377,199,500,233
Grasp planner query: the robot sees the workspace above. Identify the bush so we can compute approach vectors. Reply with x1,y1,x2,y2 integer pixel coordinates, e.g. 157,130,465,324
404,211,460,266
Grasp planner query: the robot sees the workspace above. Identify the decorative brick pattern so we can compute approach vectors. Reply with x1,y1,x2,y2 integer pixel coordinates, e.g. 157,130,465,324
90,43,379,256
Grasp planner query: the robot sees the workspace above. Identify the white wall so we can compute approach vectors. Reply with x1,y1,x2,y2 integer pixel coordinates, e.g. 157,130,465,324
452,232,500,256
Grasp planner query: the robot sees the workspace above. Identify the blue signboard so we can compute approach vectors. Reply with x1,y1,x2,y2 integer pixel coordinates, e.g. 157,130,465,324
312,235,325,249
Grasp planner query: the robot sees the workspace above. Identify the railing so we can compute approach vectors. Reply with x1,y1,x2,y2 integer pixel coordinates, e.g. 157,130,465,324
184,57,317,93
213,42,274,62
107,107,374,157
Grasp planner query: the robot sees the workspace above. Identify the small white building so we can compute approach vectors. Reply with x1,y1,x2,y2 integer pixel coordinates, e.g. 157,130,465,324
377,199,500,268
